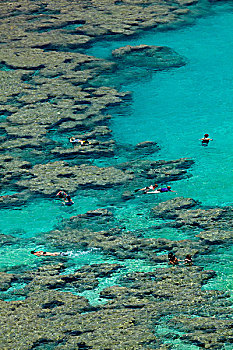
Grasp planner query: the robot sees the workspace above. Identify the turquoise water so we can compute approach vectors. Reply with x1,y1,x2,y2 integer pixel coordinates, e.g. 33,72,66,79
1,3,233,319
89,3,233,207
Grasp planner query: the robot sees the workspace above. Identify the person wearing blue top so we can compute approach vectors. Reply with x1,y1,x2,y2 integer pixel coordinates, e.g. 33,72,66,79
157,186,175,193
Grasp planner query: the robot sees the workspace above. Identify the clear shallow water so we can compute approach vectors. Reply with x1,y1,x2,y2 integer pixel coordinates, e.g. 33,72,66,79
1,4,233,318
89,3,233,207
201,245,233,294
0,195,99,237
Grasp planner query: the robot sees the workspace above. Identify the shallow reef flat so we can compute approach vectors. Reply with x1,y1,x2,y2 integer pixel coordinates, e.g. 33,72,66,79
1,202,233,349
0,0,233,349
0,262,232,350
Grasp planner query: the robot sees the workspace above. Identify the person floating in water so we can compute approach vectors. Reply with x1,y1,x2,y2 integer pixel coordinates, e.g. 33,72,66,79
157,185,175,193
184,254,193,266
200,133,213,146
31,250,69,257
69,137,89,146
135,184,158,193
56,190,67,200
168,252,179,266
63,194,74,206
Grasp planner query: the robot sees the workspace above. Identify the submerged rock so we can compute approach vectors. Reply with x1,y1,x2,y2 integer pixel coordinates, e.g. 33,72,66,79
112,44,186,70
0,272,18,291
151,197,233,246
0,191,31,208
151,197,199,219
117,157,194,186
0,234,18,246
196,229,233,244
134,141,160,156
152,197,233,229
94,44,186,87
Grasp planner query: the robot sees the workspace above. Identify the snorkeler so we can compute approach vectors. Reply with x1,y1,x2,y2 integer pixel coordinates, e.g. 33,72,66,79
69,137,89,146
31,250,69,257
199,134,213,146
168,252,179,266
184,254,193,266
157,186,175,193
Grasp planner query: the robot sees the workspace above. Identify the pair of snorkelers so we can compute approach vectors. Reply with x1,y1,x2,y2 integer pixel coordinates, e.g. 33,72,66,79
168,252,193,266
56,191,74,206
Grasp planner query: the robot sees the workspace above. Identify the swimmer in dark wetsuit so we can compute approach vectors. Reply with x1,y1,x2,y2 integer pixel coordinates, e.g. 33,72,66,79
200,134,213,146
168,252,179,266
31,250,69,257
63,195,74,206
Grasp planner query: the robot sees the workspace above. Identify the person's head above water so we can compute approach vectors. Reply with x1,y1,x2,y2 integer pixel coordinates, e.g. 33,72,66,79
168,252,174,259
204,134,209,138
167,186,171,189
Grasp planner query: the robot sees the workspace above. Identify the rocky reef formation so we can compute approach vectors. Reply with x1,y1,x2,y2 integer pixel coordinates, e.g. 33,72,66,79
0,154,193,203
0,0,203,50
152,196,233,244
91,43,187,87
16,161,134,196
1,199,232,348
0,259,232,349
117,157,194,184
0,0,199,196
